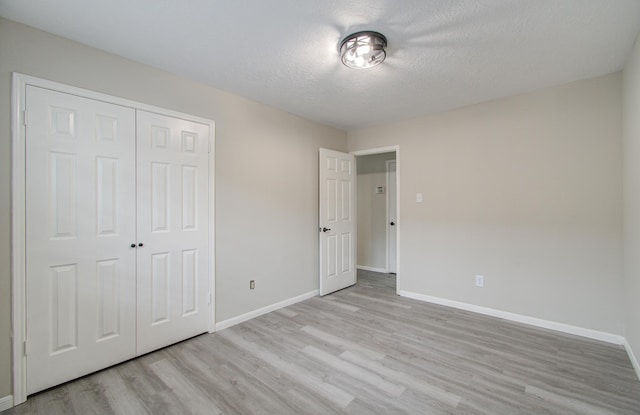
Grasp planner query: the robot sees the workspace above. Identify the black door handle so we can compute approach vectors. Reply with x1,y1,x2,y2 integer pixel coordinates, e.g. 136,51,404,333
322,227,331,232
390,222,395,226
130,243,136,248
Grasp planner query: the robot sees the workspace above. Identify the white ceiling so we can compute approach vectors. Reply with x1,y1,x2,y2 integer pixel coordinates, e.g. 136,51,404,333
2,1,640,130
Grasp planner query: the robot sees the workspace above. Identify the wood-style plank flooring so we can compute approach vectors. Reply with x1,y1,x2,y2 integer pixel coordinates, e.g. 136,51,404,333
5,270,640,414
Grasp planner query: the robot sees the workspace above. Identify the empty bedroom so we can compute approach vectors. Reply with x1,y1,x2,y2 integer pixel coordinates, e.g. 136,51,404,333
1,1,640,414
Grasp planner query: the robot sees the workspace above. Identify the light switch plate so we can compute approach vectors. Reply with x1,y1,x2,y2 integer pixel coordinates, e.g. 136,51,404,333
416,193,423,203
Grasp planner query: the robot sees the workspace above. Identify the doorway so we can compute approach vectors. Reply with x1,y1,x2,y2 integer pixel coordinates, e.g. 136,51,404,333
352,146,400,294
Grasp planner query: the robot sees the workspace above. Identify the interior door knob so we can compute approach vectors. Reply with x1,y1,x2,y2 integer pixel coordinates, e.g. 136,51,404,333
130,243,136,248
138,243,144,247
322,227,331,232
390,222,395,226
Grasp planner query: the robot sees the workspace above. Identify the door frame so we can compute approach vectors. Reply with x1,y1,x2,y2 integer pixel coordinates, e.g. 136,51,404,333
10,73,216,405
350,146,400,294
385,159,397,274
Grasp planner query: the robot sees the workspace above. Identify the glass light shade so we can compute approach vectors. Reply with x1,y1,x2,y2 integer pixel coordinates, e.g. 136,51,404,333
340,31,387,69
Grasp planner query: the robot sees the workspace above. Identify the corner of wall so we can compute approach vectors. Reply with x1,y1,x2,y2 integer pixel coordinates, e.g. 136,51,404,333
623,28,640,386
623,339,640,382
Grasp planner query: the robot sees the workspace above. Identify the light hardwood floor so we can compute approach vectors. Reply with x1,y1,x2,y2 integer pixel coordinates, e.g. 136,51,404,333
4,270,640,414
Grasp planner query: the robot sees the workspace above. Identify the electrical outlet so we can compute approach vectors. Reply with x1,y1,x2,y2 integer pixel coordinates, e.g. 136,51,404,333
250,280,255,290
475,275,484,288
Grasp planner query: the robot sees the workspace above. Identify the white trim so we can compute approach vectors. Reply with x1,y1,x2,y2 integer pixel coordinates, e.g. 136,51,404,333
357,265,387,273
208,121,216,333
12,73,214,125
385,159,397,274
385,160,390,273
11,73,28,406
399,290,625,345
395,146,400,294
623,339,640,382
215,290,318,331
0,395,14,411
11,73,216,405
351,145,400,294
351,146,398,156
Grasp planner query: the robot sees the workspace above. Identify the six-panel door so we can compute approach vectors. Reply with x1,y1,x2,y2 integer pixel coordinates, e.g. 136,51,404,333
319,148,356,295
135,110,210,355
25,86,137,394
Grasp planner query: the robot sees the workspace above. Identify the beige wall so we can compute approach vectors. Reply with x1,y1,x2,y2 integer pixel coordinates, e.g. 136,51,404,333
348,73,624,335
0,18,347,398
356,152,395,269
623,34,640,371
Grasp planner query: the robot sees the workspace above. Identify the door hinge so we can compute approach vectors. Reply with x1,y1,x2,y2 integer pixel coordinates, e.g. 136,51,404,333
23,110,28,126
208,292,212,305
23,340,28,357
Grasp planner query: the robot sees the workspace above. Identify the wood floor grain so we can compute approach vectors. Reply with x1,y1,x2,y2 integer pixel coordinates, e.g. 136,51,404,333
4,269,640,414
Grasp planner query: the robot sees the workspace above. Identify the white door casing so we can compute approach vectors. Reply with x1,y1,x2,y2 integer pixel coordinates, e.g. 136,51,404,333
350,145,400,294
387,160,397,274
319,148,356,296
25,86,137,394
136,110,210,355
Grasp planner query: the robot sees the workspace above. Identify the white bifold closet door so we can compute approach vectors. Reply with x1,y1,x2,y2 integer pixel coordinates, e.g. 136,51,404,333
25,86,137,394
135,110,210,355
25,86,210,395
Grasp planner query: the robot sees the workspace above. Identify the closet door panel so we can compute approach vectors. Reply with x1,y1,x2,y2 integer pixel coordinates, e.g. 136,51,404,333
136,110,210,355
25,86,137,394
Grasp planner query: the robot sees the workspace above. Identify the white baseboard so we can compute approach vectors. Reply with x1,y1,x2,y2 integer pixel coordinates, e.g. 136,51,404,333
0,395,13,411
398,290,625,345
215,290,318,331
623,339,640,382
357,265,387,273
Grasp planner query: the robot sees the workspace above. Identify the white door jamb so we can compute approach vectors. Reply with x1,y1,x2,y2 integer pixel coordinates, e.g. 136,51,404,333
350,146,400,294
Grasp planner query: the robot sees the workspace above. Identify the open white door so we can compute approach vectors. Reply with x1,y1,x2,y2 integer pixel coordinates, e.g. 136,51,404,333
319,148,356,295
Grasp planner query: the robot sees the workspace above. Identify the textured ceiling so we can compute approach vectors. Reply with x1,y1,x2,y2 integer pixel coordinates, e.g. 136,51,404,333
2,0,640,130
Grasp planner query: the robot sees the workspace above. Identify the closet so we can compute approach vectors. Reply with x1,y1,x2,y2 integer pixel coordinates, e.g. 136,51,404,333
23,84,212,394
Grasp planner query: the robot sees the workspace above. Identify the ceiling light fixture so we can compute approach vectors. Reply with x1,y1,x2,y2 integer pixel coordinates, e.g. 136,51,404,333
339,31,387,69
